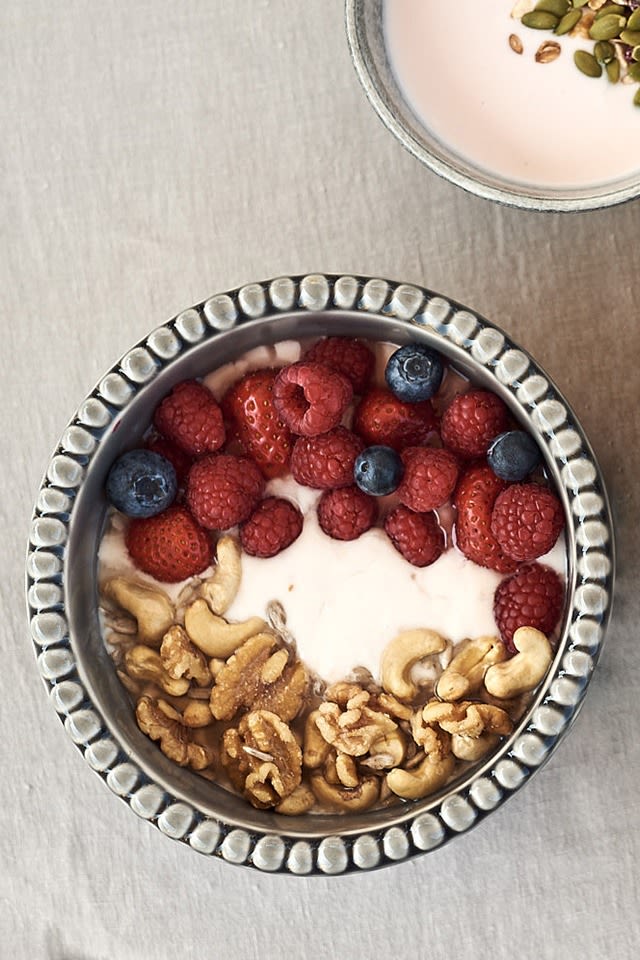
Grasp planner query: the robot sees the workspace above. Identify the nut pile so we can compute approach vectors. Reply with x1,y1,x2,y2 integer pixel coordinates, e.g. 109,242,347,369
101,534,553,814
511,0,640,106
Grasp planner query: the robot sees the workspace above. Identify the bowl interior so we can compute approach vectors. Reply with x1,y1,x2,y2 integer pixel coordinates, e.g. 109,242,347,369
29,274,614,871
346,0,640,211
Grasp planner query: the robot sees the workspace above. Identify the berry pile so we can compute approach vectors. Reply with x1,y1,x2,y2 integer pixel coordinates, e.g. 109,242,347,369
104,336,566,652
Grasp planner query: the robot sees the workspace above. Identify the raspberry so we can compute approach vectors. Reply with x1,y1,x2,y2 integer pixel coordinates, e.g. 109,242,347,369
491,483,564,562
441,390,509,458
222,368,292,478
303,337,375,394
453,464,518,573
145,434,193,484
153,380,225,456
240,497,303,558
290,426,364,489
273,361,353,436
397,446,459,512
125,505,212,582
384,505,444,567
353,387,439,451
317,486,377,541
494,562,564,652
186,453,264,530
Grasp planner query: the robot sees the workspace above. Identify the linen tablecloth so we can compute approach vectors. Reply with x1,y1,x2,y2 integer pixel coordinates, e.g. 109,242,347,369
3,2,638,957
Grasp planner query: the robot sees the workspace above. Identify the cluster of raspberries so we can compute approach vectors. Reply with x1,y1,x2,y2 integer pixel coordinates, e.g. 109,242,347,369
123,336,565,651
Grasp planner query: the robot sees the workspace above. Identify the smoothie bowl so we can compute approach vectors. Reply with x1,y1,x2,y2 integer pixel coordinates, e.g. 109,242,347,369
346,0,640,211
27,274,614,875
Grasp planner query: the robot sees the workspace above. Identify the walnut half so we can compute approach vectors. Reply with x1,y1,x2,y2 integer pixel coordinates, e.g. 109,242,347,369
136,696,215,771
210,633,307,722
221,710,302,809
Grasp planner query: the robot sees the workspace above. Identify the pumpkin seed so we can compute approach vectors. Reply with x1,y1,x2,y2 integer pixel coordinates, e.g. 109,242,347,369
594,4,627,18
594,39,615,62
628,61,640,81
619,29,640,45
535,0,570,17
628,8,640,30
522,11,560,29
574,49,603,76
589,14,627,41
555,8,582,34
634,86,640,106
605,57,621,82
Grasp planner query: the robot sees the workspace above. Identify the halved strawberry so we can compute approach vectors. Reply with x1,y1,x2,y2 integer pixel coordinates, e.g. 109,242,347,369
352,387,439,451
222,369,293,478
453,464,518,573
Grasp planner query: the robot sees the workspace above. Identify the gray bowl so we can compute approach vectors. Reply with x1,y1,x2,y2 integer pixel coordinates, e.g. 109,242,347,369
345,0,640,212
27,273,614,875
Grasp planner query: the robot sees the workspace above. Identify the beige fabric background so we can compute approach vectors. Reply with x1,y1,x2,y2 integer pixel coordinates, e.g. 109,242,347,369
2,1,638,958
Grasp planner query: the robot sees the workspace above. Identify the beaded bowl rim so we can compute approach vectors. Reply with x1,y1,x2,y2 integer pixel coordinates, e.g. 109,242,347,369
345,0,640,213
26,273,615,876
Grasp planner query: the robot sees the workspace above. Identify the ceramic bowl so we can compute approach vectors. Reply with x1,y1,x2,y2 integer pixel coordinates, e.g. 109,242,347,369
26,273,614,875
345,0,640,212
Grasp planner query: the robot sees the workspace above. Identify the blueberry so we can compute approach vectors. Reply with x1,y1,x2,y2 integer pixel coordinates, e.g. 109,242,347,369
106,449,177,517
487,431,541,482
354,445,404,496
385,344,444,402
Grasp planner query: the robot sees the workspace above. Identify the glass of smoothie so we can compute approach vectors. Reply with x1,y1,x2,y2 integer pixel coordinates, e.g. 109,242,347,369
346,0,640,210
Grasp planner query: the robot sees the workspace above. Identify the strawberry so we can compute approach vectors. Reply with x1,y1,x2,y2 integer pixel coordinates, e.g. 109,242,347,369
441,390,509,459
222,369,293,478
240,497,303,558
273,361,352,436
125,505,212,582
353,387,439,452
397,446,459,512
317,486,377,541
153,380,225,457
493,562,564,652
145,434,193,485
303,337,375,394
491,483,564,562
453,464,518,573
384,505,444,567
290,426,364,489
186,453,264,530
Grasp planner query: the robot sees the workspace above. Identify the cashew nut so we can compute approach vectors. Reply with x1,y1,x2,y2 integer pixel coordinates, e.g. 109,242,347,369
386,753,455,800
451,733,501,762
380,629,448,702
310,772,380,812
200,535,242,614
181,701,214,728
435,636,507,702
362,730,407,770
302,710,331,769
275,782,316,816
124,645,190,697
484,626,553,699
184,598,265,658
103,577,174,647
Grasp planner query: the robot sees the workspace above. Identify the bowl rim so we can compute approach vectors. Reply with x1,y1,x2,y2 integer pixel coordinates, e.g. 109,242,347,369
344,0,640,213
26,272,615,875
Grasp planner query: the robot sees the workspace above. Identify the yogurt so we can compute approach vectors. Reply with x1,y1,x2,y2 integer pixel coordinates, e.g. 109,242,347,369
225,475,565,682
384,0,640,188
